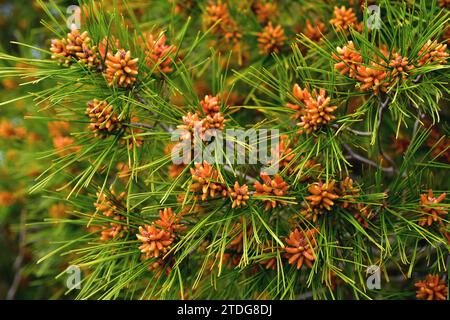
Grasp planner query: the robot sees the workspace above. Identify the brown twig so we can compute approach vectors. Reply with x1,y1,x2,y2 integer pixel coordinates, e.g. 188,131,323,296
376,96,397,170
343,144,395,174
129,122,154,130
410,102,425,138
331,123,373,137
6,209,26,300
413,74,423,84
222,165,257,183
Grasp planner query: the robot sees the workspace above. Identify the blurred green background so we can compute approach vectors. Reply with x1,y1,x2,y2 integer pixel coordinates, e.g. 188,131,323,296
0,0,74,300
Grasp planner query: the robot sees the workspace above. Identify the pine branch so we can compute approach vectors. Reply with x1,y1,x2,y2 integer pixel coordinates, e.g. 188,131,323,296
129,122,154,130
331,124,373,137
343,144,395,174
376,96,397,170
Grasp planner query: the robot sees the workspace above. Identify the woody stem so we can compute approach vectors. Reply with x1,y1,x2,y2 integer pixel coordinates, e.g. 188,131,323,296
222,165,257,183
6,209,26,300
376,96,397,170
343,144,395,174
331,124,373,136
129,122,154,129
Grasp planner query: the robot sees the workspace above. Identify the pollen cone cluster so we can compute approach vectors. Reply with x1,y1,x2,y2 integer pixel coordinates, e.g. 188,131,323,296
329,6,362,33
190,162,227,201
336,177,360,209
257,22,287,55
136,224,174,259
201,95,220,117
439,0,450,9
286,84,312,120
105,49,139,88
298,206,323,224
305,181,339,211
94,187,126,217
288,84,337,134
66,29,100,69
229,182,250,208
136,208,184,259
417,40,449,66
0,120,27,139
418,189,447,227
296,88,338,134
50,38,70,65
176,95,227,148
100,216,128,241
298,180,339,223
389,53,412,82
334,39,448,94
201,94,226,130
144,33,177,73
284,228,317,269
254,173,289,211
251,1,278,24
415,274,448,300
86,99,122,138
333,41,362,78
303,19,326,43
354,62,390,94
155,208,186,233
203,0,232,35
94,187,128,241
177,112,205,142
204,0,242,49
50,29,100,69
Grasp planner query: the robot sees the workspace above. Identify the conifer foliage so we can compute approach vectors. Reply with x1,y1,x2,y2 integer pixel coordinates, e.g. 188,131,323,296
0,0,449,300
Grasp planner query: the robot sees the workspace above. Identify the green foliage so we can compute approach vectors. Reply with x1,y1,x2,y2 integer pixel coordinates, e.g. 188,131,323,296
0,0,449,300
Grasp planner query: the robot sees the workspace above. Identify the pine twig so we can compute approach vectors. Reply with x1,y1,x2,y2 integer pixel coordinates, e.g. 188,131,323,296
413,75,423,84
411,102,425,138
130,122,154,130
343,144,395,174
223,165,257,183
376,96,397,170
6,209,26,300
331,124,373,137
